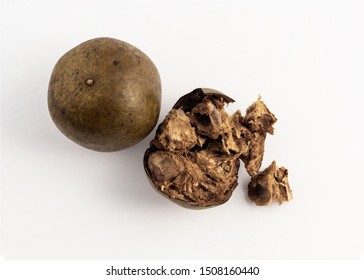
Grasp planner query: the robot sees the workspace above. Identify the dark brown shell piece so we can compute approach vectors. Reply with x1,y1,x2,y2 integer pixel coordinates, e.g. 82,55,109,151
173,88,235,113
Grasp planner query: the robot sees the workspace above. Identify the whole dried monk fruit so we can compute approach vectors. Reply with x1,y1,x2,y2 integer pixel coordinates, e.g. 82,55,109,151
248,161,292,206
144,88,278,208
48,37,161,152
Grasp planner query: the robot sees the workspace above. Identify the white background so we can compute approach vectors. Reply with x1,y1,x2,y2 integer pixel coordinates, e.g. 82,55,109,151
1,0,364,260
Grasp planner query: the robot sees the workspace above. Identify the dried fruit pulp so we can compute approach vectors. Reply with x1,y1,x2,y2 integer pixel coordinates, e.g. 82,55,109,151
144,88,289,208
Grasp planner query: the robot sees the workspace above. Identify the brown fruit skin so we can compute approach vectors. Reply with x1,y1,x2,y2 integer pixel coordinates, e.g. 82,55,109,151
48,37,161,152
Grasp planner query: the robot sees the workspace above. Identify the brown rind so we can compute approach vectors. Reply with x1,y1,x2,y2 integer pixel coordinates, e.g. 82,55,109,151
48,37,161,152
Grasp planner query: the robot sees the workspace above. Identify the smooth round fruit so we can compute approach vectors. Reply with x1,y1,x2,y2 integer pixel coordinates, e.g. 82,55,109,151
48,37,161,151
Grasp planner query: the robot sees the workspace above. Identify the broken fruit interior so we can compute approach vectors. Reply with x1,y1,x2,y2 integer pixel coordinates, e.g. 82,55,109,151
144,88,283,208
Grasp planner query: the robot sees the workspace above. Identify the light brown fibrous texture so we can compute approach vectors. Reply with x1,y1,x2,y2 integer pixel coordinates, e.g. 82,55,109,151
248,161,293,206
144,88,280,208
241,96,277,176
